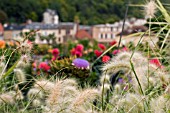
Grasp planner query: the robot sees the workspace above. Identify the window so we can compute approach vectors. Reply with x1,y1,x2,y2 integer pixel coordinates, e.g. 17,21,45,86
111,27,113,32
59,29,61,34
105,34,107,39
100,34,103,39
66,29,70,35
58,37,61,42
111,34,115,39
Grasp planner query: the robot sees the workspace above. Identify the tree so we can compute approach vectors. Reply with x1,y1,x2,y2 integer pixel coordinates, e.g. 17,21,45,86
0,10,8,22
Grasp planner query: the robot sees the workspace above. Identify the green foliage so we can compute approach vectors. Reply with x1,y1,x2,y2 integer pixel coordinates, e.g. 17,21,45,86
1,0,169,24
0,10,8,22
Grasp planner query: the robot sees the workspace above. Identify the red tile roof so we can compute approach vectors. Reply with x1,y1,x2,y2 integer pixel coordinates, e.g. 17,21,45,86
75,29,92,39
0,23,4,34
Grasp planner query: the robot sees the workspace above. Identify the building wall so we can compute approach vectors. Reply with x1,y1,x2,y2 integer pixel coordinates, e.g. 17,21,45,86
92,25,120,43
4,30,21,40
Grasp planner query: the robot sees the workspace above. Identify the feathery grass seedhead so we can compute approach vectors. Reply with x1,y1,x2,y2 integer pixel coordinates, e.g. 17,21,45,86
27,88,44,99
46,80,62,106
150,95,170,113
34,80,55,92
14,86,24,100
149,77,157,86
19,40,33,54
114,84,122,94
165,85,170,94
0,92,15,105
144,0,157,18
115,93,145,113
100,74,110,84
32,99,41,107
131,67,148,93
62,79,78,87
102,61,130,75
157,72,170,85
100,83,110,94
14,68,26,83
17,54,31,67
0,62,5,75
72,88,99,108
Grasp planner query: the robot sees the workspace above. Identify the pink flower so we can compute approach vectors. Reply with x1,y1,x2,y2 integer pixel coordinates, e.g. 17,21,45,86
110,40,117,46
75,51,82,57
51,56,57,61
112,50,121,55
94,50,103,57
122,47,128,51
98,44,106,50
38,62,51,71
52,48,59,57
102,55,111,63
70,48,76,55
76,44,84,52
149,58,163,68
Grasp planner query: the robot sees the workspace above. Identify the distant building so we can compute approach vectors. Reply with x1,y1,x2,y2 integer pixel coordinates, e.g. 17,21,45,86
43,9,59,24
92,18,147,43
92,23,121,43
75,25,92,39
4,22,77,44
3,24,25,40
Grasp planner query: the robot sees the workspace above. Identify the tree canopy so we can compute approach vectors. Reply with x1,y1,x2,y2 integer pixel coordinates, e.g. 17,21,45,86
0,0,169,24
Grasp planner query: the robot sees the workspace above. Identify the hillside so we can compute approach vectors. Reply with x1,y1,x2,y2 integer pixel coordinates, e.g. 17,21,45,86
0,0,170,24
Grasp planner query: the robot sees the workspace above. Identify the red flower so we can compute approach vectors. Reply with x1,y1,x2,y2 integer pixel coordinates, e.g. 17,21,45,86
70,48,76,55
94,50,102,57
149,58,163,68
52,48,59,57
122,47,128,51
38,62,51,71
98,44,106,50
75,51,82,57
102,55,111,63
76,44,84,52
110,40,117,46
112,50,121,55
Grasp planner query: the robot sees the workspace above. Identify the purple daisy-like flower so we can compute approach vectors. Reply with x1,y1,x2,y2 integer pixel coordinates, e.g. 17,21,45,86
72,58,90,69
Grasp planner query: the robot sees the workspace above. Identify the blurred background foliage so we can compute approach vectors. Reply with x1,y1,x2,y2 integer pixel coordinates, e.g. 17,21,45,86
0,0,169,24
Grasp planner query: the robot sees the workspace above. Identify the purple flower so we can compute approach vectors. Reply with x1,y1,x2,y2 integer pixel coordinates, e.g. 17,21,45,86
118,78,124,84
72,58,90,69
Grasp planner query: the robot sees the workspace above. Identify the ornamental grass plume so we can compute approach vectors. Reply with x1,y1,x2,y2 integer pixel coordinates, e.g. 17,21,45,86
0,62,5,75
0,92,15,105
150,95,170,113
71,88,99,108
144,0,157,18
113,93,145,113
14,68,26,83
46,80,63,106
101,51,168,94
27,88,44,99
34,80,55,92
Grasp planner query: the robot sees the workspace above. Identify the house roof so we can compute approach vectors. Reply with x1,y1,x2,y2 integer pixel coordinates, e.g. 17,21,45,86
4,24,25,30
4,22,76,31
117,25,148,36
75,29,92,39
